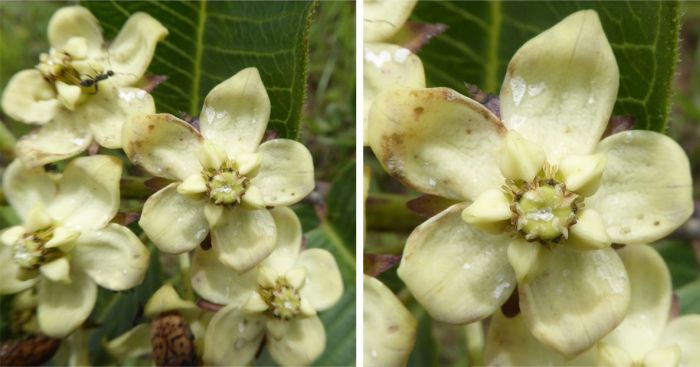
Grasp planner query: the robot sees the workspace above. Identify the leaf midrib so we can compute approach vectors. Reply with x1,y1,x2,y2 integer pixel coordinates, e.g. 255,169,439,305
190,0,207,116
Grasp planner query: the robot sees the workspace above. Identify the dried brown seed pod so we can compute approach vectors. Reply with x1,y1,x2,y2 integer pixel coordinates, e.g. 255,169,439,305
0,336,61,366
150,312,197,367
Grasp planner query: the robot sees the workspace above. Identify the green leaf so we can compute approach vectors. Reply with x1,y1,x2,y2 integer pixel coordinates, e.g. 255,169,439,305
412,1,681,132
407,305,440,367
656,240,700,289
677,278,700,315
308,160,356,366
82,0,315,139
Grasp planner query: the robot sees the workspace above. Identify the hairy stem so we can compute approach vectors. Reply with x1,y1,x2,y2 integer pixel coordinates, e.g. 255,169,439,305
465,321,484,366
179,253,194,301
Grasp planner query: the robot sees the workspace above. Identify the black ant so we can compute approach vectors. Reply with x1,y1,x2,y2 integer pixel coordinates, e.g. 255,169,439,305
79,70,115,93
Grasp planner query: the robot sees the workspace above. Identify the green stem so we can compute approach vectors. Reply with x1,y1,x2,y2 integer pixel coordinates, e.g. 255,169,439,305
365,193,423,232
465,321,484,366
179,253,194,301
0,122,16,160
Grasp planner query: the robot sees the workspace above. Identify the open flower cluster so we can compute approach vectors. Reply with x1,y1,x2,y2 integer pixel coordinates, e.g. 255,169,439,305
368,8,694,363
1,5,339,366
0,5,164,340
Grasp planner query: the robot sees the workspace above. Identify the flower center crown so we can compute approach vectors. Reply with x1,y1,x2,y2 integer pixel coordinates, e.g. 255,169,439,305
203,160,250,206
37,50,81,85
12,226,62,270
258,278,302,321
505,164,582,244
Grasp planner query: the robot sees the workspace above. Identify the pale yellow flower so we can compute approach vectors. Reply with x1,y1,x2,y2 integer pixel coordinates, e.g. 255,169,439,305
123,68,315,273
0,156,150,338
1,6,167,167
191,207,343,366
363,0,425,145
368,10,693,357
485,245,700,367
364,275,417,367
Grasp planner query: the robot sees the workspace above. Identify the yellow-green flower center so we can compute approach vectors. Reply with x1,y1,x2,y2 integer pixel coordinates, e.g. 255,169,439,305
258,278,302,320
505,165,582,244
12,227,62,270
37,50,80,85
204,161,250,206
36,49,108,94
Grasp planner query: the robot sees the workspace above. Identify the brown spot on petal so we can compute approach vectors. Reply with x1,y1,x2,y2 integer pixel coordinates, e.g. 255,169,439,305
413,106,424,120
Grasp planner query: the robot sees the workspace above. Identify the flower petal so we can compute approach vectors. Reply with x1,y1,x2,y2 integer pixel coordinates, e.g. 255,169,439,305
587,130,693,244
363,0,416,42
139,183,209,254
0,245,38,294
191,247,258,306
397,203,515,324
72,223,149,291
55,81,81,110
47,6,104,57
364,275,417,367
484,311,597,366
48,155,122,230
559,153,607,196
250,139,315,207
211,207,277,273
296,249,343,312
267,315,326,367
202,303,266,367
507,239,547,284
368,88,506,201
37,268,97,338
364,43,425,145
498,131,546,182
519,247,630,357
2,159,56,221
658,315,700,367
499,10,619,163
105,323,152,361
600,245,672,361
199,68,270,158
122,113,204,181
39,257,71,283
243,292,269,314
598,343,634,366
461,188,512,226
178,174,208,195
643,346,680,367
86,85,155,149
144,284,196,317
107,12,168,84
45,226,80,249
14,111,92,168
1,69,59,124
567,209,611,250
261,207,303,272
